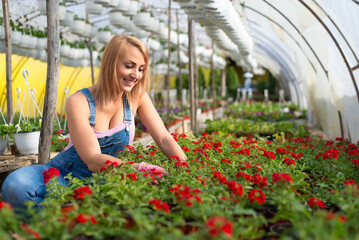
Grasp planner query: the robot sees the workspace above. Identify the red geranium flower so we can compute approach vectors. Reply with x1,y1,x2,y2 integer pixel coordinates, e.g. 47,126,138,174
0,201,12,210
307,197,326,208
282,158,296,166
20,223,41,240
248,189,266,205
272,173,293,184
42,168,60,184
73,186,92,200
206,216,233,238
149,199,170,213
75,213,97,224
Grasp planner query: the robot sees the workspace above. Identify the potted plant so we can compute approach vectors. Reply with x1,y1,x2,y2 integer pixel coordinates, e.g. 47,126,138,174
0,123,10,155
10,120,42,155
69,15,86,37
97,26,113,44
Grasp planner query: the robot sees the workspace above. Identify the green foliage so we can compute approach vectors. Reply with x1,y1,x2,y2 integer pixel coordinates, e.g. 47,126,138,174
226,66,240,98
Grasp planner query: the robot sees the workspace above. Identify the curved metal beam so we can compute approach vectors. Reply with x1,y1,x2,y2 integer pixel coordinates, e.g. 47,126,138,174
298,0,359,103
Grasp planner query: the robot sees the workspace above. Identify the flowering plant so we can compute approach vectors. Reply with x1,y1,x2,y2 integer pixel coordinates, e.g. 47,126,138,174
0,123,358,239
9,120,42,133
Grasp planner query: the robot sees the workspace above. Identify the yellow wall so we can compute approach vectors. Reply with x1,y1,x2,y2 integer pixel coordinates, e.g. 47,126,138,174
0,53,99,118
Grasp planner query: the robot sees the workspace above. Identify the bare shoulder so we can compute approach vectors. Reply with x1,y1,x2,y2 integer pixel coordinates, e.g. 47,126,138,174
65,91,90,116
132,91,151,113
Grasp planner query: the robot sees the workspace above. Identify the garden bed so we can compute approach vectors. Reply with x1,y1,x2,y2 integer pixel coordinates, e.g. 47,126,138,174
1,127,358,239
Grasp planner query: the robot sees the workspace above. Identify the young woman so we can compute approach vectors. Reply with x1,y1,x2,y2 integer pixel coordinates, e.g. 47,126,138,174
1,35,187,209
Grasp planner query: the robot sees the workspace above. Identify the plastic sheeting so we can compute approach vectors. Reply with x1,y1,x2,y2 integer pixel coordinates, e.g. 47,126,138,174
242,0,359,142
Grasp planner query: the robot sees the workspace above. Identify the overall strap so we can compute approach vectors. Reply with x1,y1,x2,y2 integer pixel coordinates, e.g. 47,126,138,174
123,95,132,123
79,88,96,126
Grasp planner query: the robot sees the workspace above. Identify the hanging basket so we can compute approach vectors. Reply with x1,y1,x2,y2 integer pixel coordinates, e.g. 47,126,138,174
0,137,7,155
70,20,86,36
14,131,40,155
97,31,112,44
123,0,139,17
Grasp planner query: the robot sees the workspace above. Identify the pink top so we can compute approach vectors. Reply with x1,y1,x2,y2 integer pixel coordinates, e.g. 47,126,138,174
64,115,135,151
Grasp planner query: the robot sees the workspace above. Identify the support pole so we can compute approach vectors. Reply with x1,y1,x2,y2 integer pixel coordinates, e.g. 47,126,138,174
210,41,216,120
2,0,13,123
166,0,172,129
39,0,60,164
176,10,184,133
86,12,95,85
188,17,195,132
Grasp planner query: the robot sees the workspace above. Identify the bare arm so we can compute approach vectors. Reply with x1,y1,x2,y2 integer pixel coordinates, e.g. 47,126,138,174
66,92,139,172
137,92,187,162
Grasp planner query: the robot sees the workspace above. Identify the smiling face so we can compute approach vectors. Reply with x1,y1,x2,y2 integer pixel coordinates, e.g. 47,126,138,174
116,45,146,94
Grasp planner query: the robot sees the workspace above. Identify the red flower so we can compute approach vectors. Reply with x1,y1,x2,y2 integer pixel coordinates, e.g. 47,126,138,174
307,197,326,208
126,172,137,181
73,186,92,200
105,160,118,167
248,189,266,204
149,199,170,213
227,181,243,197
20,223,41,240
76,214,97,224
325,212,347,223
42,168,60,184
175,160,189,167
206,216,233,238
251,173,268,188
0,201,12,210
262,150,275,159
282,158,296,166
271,173,293,184
236,172,252,181
351,159,359,166
181,146,190,152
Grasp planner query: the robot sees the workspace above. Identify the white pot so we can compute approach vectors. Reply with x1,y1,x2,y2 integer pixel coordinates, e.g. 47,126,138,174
109,11,127,28
94,0,110,6
14,131,40,155
0,27,4,40
90,26,98,38
37,37,47,50
133,12,151,28
107,0,119,7
115,0,130,12
12,30,22,46
70,20,86,36
97,31,112,44
59,5,67,21
123,0,138,16
61,11,74,26
37,49,47,61
0,136,7,155
0,40,5,52
83,23,93,38
38,0,46,15
60,44,70,57
86,0,103,14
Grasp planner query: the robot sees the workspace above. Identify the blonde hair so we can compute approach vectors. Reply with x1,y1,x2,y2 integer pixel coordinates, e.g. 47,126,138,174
94,34,150,108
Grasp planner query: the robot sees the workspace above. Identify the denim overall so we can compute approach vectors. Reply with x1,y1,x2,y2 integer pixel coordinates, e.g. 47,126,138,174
1,88,134,209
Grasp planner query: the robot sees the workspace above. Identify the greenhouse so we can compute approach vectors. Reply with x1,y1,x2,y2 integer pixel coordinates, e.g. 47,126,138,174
0,0,359,239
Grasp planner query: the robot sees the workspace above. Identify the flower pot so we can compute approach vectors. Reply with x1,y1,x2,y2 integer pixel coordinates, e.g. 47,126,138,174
14,131,40,155
97,31,112,44
0,137,7,155
38,0,46,15
86,0,104,15
133,12,151,28
12,30,22,46
70,20,86,36
58,5,67,21
61,11,74,26
115,0,130,12
123,0,139,17
109,11,128,28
